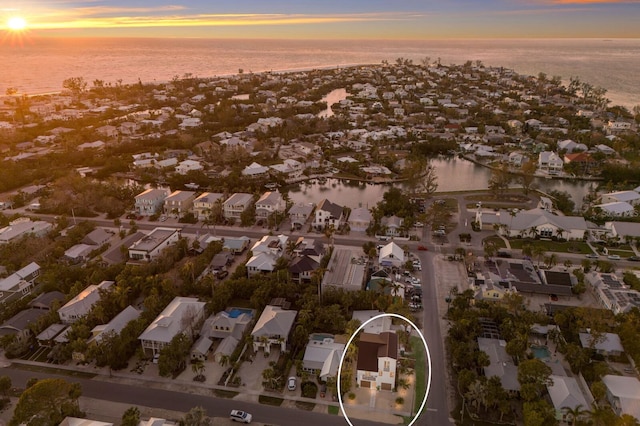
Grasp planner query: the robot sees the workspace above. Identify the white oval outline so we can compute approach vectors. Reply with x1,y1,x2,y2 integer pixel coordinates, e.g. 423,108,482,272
337,313,432,426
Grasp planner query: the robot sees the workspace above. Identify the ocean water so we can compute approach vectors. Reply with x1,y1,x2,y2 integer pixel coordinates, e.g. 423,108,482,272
1,37,639,108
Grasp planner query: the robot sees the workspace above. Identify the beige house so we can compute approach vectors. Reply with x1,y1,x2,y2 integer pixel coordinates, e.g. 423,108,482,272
164,190,196,218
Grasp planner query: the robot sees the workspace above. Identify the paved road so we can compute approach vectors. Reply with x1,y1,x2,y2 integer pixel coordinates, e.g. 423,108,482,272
0,367,386,426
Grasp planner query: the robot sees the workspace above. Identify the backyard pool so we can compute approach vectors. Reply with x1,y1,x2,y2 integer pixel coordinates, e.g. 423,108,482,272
531,345,551,359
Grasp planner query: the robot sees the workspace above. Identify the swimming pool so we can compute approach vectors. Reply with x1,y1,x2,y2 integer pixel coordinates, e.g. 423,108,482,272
531,345,551,359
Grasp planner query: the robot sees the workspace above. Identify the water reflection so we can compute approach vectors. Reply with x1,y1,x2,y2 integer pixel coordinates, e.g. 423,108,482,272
287,157,593,209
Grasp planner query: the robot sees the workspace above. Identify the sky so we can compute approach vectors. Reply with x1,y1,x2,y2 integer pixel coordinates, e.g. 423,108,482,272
1,0,639,39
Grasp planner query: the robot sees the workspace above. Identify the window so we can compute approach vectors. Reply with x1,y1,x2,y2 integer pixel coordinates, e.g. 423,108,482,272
383,360,390,372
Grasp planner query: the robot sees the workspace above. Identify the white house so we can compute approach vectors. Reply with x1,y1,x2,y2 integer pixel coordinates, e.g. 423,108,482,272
138,297,206,356
579,332,624,356
356,332,398,391
547,375,590,424
134,188,170,217
348,207,373,232
242,162,270,177
601,191,640,206
476,208,586,240
302,334,345,380
0,219,52,244
288,203,315,229
378,242,405,268
602,375,640,421
313,199,345,231
58,281,114,325
478,337,520,393
223,193,254,220
251,305,297,354
0,262,40,305
128,228,181,262
595,202,635,218
255,191,285,220
538,151,564,175
175,159,203,175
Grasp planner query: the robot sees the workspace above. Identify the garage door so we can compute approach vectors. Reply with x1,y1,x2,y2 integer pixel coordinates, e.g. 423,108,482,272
361,380,371,388
381,383,392,391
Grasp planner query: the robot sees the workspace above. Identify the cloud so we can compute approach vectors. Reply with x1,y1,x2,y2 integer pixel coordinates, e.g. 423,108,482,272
29,11,425,30
540,0,639,3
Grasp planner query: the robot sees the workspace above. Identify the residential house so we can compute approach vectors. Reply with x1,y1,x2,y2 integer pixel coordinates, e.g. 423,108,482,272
175,159,203,175
128,228,181,262
349,207,373,232
201,308,254,363
289,255,320,284
313,199,345,231
59,417,113,426
595,202,635,218
251,305,297,354
356,332,398,391
564,152,596,174
138,297,206,356
586,272,640,315
605,221,640,240
352,310,392,334
255,191,286,221
164,191,196,218
63,244,95,264
476,207,586,240
223,236,251,254
58,281,114,325
242,162,270,177
378,242,405,268
134,188,170,217
602,375,640,421
478,337,520,393
579,332,624,356
547,375,591,424
291,237,325,262
538,151,564,175
193,192,224,221
381,215,405,237
288,203,315,229
82,228,112,246
0,262,40,306
302,334,345,381
0,308,48,340
0,218,52,244
223,193,254,221
88,305,141,345
557,139,587,153
36,323,68,347
601,191,640,206
246,235,288,276
321,248,367,293
28,291,65,310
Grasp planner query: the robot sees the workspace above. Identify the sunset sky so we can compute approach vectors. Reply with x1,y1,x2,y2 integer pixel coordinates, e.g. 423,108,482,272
1,0,639,39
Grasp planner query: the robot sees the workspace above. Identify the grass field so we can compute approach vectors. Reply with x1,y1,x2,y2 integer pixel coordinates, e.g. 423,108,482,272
411,336,427,415
508,239,592,254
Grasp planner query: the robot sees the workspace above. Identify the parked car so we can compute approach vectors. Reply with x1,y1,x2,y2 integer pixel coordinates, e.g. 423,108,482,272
628,256,640,262
608,254,621,261
288,376,297,391
417,245,428,251
230,410,252,423
216,270,229,279
160,215,167,222
586,253,599,259
497,251,512,258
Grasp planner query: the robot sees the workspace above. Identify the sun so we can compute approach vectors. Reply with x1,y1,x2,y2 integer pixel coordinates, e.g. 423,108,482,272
7,16,27,31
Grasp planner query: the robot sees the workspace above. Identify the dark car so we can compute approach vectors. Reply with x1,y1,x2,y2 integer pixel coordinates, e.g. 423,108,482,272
216,270,229,279
417,245,428,251
497,251,512,258
628,256,640,262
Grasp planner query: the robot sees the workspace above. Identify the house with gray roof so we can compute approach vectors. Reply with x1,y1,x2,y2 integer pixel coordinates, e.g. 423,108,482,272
164,190,196,218
602,375,640,421
476,207,586,240
313,199,345,231
139,297,206,356
303,334,345,381
251,305,297,354
547,375,591,423
134,188,170,216
255,191,285,220
289,255,320,284
595,201,636,218
579,332,624,356
478,337,520,393
223,193,254,220
223,236,250,254
58,281,114,325
288,202,315,229
193,192,224,221
0,308,47,339
128,227,181,262
321,247,367,294
88,305,141,345
0,262,40,305
349,207,373,232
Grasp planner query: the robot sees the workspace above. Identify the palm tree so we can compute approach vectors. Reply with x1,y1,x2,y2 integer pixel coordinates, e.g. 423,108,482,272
562,404,587,426
191,359,205,381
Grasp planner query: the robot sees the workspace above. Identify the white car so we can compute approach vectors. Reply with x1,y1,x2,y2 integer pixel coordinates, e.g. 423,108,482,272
230,410,252,423
288,376,297,391
608,254,621,261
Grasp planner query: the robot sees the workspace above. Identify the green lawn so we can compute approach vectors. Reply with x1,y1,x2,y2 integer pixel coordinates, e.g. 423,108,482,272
483,236,507,249
411,336,427,415
212,389,239,398
258,395,283,406
508,239,592,254
328,405,340,415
